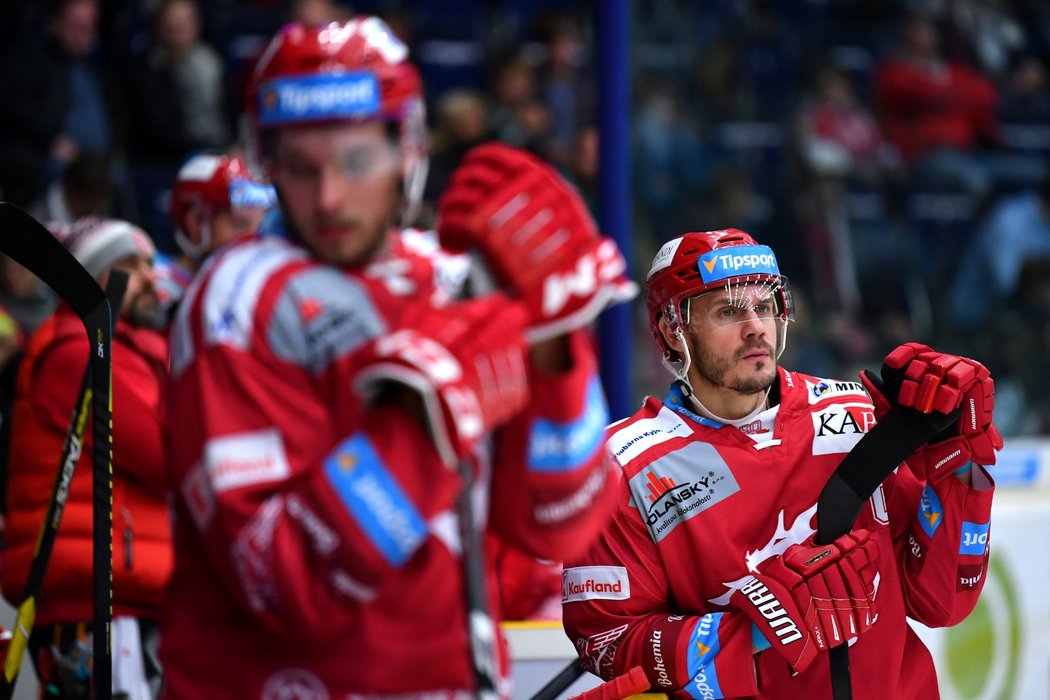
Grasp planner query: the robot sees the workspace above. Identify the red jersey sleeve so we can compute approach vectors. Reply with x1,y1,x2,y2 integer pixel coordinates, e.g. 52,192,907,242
886,464,995,627
489,329,617,561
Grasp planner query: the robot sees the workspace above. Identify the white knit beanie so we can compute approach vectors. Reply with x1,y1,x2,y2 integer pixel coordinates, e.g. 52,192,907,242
53,217,155,279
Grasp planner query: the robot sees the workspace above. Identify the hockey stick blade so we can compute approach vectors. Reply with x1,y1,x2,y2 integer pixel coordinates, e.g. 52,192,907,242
818,403,959,700
0,204,104,316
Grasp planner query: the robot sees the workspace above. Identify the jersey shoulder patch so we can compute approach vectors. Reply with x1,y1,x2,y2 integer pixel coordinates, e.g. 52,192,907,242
267,264,387,374
171,237,307,376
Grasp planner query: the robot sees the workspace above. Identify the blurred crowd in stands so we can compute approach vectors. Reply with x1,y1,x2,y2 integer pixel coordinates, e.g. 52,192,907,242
1,0,1049,437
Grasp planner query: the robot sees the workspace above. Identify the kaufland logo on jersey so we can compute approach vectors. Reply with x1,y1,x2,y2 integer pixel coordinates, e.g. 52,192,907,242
562,566,630,603
697,244,780,284
258,72,380,126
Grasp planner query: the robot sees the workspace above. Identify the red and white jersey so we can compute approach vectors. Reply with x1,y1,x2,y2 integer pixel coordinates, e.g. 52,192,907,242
563,369,995,700
160,229,616,698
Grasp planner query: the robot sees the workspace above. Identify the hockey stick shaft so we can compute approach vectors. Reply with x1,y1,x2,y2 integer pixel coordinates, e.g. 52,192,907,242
0,204,116,700
816,405,957,700
456,459,500,699
91,271,125,700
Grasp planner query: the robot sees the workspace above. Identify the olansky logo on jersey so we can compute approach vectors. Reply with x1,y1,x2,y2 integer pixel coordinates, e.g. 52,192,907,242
806,378,868,404
562,566,630,603
628,442,741,543
811,403,875,455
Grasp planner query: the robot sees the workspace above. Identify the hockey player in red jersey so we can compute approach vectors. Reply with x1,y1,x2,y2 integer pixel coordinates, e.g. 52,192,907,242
562,229,1001,699
160,17,633,699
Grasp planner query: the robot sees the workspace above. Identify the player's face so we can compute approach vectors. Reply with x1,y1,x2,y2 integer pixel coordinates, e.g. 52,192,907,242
683,284,779,396
268,121,401,267
210,206,266,251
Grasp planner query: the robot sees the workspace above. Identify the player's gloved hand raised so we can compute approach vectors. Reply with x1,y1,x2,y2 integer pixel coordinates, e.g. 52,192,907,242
731,530,880,675
859,343,1003,482
436,142,637,343
352,294,529,468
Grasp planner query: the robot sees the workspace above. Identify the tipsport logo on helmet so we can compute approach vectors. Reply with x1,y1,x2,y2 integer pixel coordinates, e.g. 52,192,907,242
697,244,780,284
229,179,276,210
258,72,380,127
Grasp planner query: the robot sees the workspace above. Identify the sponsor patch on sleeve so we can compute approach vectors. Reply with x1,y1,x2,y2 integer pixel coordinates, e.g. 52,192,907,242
957,562,985,591
528,377,609,472
917,485,944,538
562,566,630,603
960,521,990,556
686,614,724,699
204,428,291,493
324,433,427,567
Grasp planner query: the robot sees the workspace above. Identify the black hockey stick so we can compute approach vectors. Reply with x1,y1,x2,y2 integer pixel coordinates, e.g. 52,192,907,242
0,203,118,700
456,459,500,699
816,404,958,700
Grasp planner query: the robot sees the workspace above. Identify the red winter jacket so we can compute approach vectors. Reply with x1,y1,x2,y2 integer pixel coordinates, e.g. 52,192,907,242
3,304,172,624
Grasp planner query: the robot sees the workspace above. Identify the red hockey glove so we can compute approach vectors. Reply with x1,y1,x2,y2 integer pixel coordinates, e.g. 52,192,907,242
353,294,529,468
861,343,1003,481
437,142,636,342
731,530,880,675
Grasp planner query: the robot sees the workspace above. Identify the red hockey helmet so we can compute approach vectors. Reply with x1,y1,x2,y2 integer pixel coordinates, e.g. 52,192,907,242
645,229,794,367
169,154,275,258
245,17,428,222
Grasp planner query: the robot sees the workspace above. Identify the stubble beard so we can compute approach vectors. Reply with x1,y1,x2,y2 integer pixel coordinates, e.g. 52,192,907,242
693,338,777,396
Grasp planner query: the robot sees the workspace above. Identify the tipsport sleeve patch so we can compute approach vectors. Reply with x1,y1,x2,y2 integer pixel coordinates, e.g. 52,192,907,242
917,485,944,538
959,521,990,556
324,433,427,567
686,614,724,700
527,376,609,472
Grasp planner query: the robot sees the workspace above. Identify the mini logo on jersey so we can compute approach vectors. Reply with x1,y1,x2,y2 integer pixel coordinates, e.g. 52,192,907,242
562,566,630,603
807,379,868,404
918,485,944,537
960,521,990,556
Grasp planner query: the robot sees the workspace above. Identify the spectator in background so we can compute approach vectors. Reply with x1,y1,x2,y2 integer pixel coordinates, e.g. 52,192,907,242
875,14,1001,196
876,14,1047,198
489,53,542,146
0,0,113,207
3,218,170,699
537,15,590,167
0,255,58,338
949,172,1050,332
291,0,353,24
422,89,491,222
27,149,115,225
127,0,230,163
999,54,1050,135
